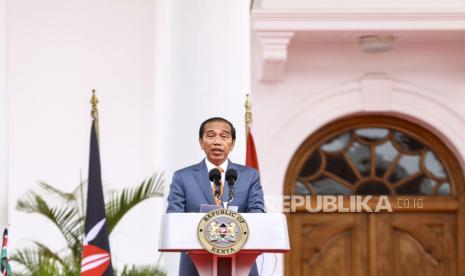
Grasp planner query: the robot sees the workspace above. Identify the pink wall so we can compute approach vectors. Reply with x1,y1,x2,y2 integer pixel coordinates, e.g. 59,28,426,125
252,38,465,198
260,0,465,9
252,9,465,275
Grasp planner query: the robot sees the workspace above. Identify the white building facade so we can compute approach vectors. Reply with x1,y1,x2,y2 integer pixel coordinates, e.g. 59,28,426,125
1,0,465,275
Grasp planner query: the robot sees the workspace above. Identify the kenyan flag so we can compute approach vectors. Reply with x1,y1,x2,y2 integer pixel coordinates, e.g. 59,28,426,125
81,119,114,276
1,228,13,276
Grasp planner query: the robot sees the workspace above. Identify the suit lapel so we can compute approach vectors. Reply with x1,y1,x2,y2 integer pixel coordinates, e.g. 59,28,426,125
193,160,216,205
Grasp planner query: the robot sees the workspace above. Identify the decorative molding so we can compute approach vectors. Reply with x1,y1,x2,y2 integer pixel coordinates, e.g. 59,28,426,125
256,31,294,82
260,0,465,10
252,9,465,31
262,75,465,160
252,9,465,81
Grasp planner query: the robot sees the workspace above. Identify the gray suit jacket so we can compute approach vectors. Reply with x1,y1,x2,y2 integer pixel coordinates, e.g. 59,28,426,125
166,160,265,276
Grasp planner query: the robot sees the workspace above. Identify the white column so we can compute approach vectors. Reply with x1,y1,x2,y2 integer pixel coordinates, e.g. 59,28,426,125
160,1,251,275
0,0,7,231
167,0,251,172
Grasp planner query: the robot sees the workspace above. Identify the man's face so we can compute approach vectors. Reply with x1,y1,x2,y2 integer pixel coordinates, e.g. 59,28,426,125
199,121,235,166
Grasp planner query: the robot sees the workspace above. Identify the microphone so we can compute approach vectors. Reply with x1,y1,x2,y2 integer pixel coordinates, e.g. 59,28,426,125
225,169,237,187
209,168,222,198
225,169,237,201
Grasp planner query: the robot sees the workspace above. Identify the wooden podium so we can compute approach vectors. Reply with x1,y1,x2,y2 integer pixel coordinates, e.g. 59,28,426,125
159,213,290,276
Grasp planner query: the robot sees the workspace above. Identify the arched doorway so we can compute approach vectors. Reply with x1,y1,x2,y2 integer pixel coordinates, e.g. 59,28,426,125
284,115,465,276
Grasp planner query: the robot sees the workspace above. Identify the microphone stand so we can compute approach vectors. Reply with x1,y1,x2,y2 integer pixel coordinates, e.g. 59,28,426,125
213,179,225,209
221,185,235,210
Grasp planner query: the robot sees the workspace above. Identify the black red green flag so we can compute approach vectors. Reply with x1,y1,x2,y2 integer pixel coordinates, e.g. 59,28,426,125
81,120,114,276
1,228,13,276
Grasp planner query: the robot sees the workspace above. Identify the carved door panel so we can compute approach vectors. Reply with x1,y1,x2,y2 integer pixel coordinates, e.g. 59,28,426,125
287,212,458,276
376,212,457,276
288,213,368,276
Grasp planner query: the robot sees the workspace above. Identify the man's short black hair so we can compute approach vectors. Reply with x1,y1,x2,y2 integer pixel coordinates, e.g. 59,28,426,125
199,117,236,141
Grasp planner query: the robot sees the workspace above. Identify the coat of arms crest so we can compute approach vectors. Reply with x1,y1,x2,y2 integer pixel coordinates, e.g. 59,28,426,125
197,209,249,255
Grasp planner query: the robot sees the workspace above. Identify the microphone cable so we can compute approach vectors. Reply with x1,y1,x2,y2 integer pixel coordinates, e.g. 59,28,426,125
258,253,278,276
271,253,277,275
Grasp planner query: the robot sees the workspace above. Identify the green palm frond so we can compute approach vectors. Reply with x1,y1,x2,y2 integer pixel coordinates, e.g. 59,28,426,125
38,181,76,202
11,247,71,276
106,173,164,233
14,173,165,275
30,241,66,266
120,264,165,276
10,248,40,273
16,192,83,254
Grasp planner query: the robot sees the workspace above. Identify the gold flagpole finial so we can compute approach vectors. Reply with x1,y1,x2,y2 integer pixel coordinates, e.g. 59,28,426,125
90,89,100,142
90,89,99,121
245,94,252,134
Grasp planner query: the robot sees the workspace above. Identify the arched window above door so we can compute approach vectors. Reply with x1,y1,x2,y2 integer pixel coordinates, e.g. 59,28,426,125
291,116,457,196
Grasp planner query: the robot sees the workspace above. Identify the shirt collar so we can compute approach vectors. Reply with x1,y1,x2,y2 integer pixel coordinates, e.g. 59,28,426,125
205,158,228,173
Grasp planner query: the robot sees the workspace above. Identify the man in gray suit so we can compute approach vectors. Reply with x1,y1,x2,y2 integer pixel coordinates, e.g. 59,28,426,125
167,117,264,276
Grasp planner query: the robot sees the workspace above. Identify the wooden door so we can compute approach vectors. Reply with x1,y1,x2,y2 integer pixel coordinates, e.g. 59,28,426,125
376,212,457,276
284,116,465,276
287,211,458,276
287,213,368,276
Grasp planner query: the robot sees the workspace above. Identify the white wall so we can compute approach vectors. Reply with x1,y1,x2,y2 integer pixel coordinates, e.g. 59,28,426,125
6,0,252,275
7,0,159,272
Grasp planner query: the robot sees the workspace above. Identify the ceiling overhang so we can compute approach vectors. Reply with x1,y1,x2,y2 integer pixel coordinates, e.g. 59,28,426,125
252,8,465,81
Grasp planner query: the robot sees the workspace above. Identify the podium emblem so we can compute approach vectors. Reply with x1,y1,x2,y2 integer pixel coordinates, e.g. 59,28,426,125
198,209,249,255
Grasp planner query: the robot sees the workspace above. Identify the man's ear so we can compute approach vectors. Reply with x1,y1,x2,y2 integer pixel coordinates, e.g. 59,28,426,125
199,138,204,150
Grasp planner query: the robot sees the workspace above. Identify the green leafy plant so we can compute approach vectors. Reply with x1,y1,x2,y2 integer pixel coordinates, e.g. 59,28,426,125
11,174,166,276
